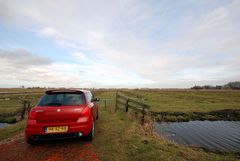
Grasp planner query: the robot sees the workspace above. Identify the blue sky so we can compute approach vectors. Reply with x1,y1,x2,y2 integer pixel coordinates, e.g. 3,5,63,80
0,0,239,88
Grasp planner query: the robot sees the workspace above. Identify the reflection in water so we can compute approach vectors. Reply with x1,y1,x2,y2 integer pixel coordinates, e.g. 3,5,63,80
154,121,240,151
0,123,11,129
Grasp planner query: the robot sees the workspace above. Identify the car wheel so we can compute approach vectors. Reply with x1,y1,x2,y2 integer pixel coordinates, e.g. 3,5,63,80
96,110,99,120
84,120,94,141
27,137,36,145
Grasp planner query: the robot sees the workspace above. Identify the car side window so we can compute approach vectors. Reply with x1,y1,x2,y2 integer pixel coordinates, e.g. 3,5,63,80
87,92,92,103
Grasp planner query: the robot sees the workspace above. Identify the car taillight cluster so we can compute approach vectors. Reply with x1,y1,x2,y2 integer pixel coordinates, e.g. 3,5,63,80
77,107,90,123
77,117,88,123
80,107,90,117
28,109,36,120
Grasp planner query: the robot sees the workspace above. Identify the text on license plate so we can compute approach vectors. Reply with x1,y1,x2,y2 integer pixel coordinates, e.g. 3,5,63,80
45,126,68,133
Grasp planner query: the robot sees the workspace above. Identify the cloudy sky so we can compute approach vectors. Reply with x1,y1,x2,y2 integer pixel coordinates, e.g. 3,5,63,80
0,0,239,88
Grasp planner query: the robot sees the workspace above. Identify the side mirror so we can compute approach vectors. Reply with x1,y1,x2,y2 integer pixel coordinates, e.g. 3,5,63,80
91,98,100,102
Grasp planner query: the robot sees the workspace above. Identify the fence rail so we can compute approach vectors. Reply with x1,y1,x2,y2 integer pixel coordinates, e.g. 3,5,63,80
115,92,150,125
0,92,39,122
0,99,32,122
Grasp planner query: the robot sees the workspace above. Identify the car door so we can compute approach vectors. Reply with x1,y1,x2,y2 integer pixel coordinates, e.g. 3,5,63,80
87,92,97,119
91,92,98,119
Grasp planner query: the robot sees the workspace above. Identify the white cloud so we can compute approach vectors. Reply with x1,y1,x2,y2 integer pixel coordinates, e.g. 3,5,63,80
0,48,152,87
38,27,61,38
0,0,240,87
0,48,52,67
72,52,86,60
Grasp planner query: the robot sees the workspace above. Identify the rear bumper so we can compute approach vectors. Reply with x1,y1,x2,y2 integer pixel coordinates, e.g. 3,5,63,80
31,132,81,141
25,120,92,140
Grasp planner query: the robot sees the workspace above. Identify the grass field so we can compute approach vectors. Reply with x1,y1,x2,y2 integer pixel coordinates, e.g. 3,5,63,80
1,105,238,160
0,89,44,123
0,89,239,160
0,120,26,140
0,94,42,117
1,88,240,113
121,89,240,112
93,91,239,160
1,88,240,121
95,90,239,160
94,109,238,160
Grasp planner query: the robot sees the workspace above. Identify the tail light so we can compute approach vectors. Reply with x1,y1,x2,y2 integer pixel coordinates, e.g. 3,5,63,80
77,107,90,123
80,107,91,117
77,117,88,123
28,109,36,120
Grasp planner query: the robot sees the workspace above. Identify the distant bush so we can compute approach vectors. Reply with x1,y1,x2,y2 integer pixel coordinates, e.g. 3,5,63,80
191,81,240,90
223,81,240,89
191,85,203,89
191,85,219,89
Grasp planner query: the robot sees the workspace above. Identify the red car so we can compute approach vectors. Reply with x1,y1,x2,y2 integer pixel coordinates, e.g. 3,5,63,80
25,89,99,144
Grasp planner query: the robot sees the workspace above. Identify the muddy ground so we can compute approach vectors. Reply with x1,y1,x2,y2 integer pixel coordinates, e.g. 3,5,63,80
0,132,101,161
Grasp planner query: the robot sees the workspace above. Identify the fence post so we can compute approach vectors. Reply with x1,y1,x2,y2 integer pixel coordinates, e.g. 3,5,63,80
104,100,107,111
125,98,129,112
141,105,146,125
27,101,31,114
115,92,118,112
21,100,27,120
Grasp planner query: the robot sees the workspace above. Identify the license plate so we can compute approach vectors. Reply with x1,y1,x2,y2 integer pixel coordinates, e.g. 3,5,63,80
45,126,68,133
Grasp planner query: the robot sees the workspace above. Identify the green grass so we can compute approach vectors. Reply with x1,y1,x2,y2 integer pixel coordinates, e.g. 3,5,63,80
93,97,238,160
94,91,239,160
0,90,238,160
0,117,17,123
1,88,240,122
0,120,26,141
2,88,239,113
0,97,22,113
0,93,43,114
121,89,240,112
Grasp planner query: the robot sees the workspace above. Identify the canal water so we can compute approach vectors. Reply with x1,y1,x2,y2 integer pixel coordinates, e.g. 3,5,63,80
154,121,240,151
0,123,11,129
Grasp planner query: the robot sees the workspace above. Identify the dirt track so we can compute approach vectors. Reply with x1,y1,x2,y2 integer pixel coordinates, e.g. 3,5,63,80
0,132,101,161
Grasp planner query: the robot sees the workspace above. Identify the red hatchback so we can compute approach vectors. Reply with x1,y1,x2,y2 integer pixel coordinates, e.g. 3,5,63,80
25,89,99,144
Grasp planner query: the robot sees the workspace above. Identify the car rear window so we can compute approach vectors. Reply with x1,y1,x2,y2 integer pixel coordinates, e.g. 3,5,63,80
38,93,86,106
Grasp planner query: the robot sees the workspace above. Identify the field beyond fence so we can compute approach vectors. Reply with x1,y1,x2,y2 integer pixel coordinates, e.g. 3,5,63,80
0,89,240,161
0,91,43,123
0,89,240,123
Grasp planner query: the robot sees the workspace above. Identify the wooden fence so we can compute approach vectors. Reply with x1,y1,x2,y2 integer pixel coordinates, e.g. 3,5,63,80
20,100,32,120
0,92,43,122
115,92,150,125
0,98,33,122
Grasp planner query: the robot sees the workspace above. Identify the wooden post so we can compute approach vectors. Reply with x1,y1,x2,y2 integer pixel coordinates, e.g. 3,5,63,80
27,101,31,114
104,100,107,111
141,105,146,125
114,92,118,112
125,98,129,112
21,100,27,120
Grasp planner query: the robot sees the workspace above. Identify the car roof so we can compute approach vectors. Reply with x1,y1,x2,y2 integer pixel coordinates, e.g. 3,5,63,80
45,89,90,94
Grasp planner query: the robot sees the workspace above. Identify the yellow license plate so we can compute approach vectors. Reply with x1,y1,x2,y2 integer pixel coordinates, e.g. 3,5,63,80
45,126,68,133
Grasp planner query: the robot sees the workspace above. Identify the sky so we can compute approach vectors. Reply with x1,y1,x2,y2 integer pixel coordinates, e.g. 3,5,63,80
0,0,239,88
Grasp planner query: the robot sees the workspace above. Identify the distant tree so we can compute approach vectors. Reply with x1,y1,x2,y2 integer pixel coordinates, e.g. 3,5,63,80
223,81,240,89
203,85,212,89
191,85,203,89
191,82,240,90
215,85,222,89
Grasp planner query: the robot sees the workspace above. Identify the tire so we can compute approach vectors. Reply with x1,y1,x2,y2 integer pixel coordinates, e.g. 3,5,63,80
84,120,94,141
96,110,99,120
27,137,36,145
